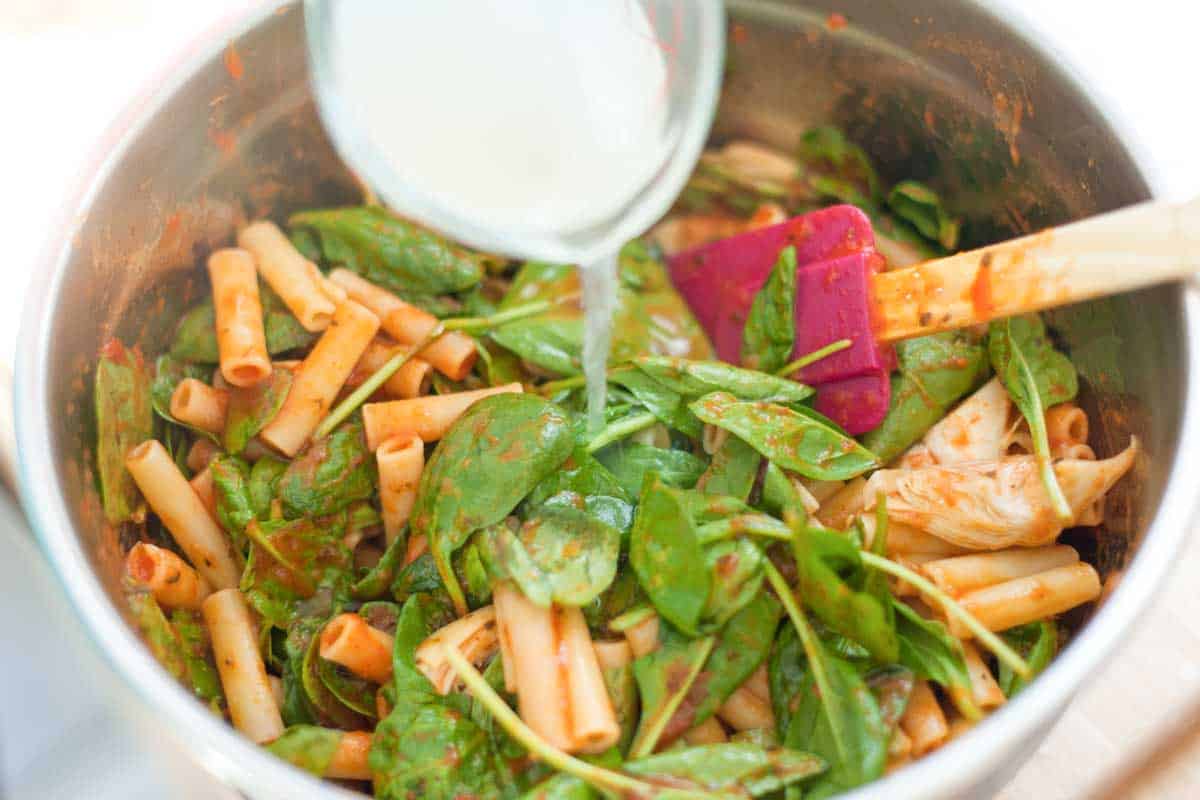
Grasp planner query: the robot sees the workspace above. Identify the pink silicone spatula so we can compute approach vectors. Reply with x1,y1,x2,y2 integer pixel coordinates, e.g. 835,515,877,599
668,197,1200,434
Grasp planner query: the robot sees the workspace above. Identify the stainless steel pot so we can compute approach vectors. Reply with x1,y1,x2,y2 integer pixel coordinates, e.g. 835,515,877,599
14,1,1200,798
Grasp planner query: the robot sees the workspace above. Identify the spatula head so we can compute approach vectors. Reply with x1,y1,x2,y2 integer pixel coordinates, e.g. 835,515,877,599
667,204,893,434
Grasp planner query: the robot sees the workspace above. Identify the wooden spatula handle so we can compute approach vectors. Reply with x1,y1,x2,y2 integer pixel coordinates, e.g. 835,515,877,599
873,196,1200,342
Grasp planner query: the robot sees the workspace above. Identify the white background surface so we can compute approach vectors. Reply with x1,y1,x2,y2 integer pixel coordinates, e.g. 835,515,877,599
1,0,1197,797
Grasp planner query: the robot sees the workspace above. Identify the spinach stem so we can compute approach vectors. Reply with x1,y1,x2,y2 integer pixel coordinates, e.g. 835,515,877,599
585,411,658,453
1011,343,1073,521
775,338,853,377
763,560,852,766
607,604,656,633
858,552,1031,679
695,514,794,545
312,324,444,440
443,292,582,333
539,365,633,397
442,644,717,799
627,636,716,759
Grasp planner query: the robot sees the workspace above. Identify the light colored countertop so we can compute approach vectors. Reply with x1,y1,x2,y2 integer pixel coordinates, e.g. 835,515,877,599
3,1,1197,797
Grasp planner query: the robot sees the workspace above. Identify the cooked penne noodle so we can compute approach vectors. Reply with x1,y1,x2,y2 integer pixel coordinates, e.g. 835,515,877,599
188,466,219,519
953,563,1102,635
492,582,574,751
126,441,240,590
815,476,867,530
900,680,948,757
208,248,272,387
329,268,478,379
415,606,499,695
952,641,1006,711
684,717,728,745
352,339,433,400
1046,403,1088,448
894,553,941,597
405,533,429,566
238,220,336,332
744,664,770,703
701,423,729,455
857,513,970,558
170,379,229,435
889,728,912,759
259,300,380,456
717,684,776,732
376,433,424,545
186,437,222,473
623,614,660,658
267,675,284,710
362,383,523,450
126,542,211,610
946,715,977,742
320,613,396,685
326,731,373,781
593,639,633,671
1054,442,1096,461
559,605,621,753
240,437,274,463
922,545,1080,597
203,589,284,744
801,478,844,505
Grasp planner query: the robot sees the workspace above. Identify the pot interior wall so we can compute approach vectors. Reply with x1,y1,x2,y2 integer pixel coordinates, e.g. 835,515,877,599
40,2,1170,630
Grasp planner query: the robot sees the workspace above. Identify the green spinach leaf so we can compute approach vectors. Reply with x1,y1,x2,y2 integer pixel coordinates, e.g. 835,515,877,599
887,181,960,251
629,627,716,756
240,515,354,628
625,742,825,797
998,620,1057,697
629,475,710,636
740,245,798,374
696,435,761,502
224,368,293,454
95,342,153,524
279,419,376,518
290,206,484,295
595,442,707,498
267,725,343,776
149,354,218,441
691,392,878,481
894,601,972,697
169,286,315,363
797,126,881,208
633,356,812,406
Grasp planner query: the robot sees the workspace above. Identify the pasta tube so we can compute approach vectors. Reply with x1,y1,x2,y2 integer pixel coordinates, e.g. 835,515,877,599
362,383,523,450
376,433,424,545
922,545,1080,597
717,684,776,732
259,299,380,457
744,664,770,703
953,563,1101,635
900,680,948,757
415,606,499,695
815,476,867,530
188,466,219,519
170,379,229,435
202,589,284,744
952,641,1006,711
319,613,395,685
186,438,221,473
126,441,240,590
560,605,621,754
352,339,433,400
1045,403,1088,448
238,220,336,332
493,582,574,751
684,717,728,745
329,268,478,379
208,248,272,387
623,614,660,658
326,731,373,781
125,542,211,610
405,533,429,566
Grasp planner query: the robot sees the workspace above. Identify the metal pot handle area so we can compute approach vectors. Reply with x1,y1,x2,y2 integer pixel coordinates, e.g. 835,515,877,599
0,362,17,500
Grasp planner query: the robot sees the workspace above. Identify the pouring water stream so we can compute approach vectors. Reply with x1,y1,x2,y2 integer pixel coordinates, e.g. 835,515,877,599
305,0,725,431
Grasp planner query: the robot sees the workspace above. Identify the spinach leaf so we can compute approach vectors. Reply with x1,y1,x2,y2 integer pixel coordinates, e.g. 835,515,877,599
894,601,972,696
601,653,639,756
691,392,878,481
318,649,378,719
700,538,766,628
371,597,504,800
353,532,407,600
860,331,990,464
279,419,376,518
583,569,644,634
129,594,224,714
769,625,806,738
741,245,798,374
989,316,1079,518
797,126,881,208
887,181,960,251
783,643,888,798
866,665,915,737
95,341,153,524
279,617,323,725
698,435,762,502
625,742,825,797
224,368,293,454
998,620,1057,697
608,368,701,438
169,286,315,363
210,455,255,544
476,505,620,607
240,515,354,628
629,627,716,756
629,475,710,636
595,442,708,498
633,356,812,406
248,456,287,519
267,725,342,776
791,523,898,663
522,448,634,536
149,354,218,441
290,206,484,295
301,618,371,730
411,393,575,614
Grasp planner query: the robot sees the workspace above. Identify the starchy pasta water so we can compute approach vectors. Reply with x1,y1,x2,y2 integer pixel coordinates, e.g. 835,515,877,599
96,129,1136,798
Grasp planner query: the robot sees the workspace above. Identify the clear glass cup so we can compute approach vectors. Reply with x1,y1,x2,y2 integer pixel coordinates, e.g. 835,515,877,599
304,0,725,265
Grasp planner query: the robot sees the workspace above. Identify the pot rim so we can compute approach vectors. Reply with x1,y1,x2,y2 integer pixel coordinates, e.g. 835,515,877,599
13,2,1199,798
